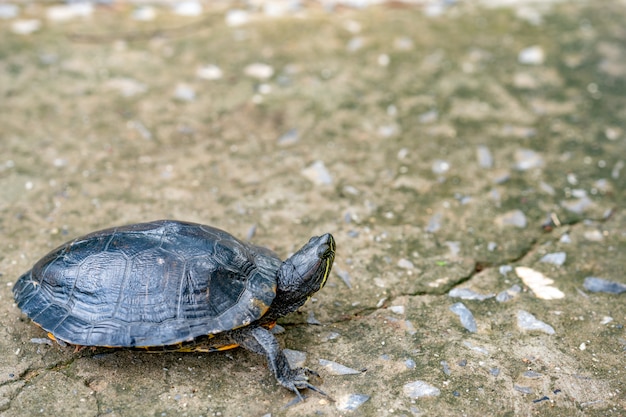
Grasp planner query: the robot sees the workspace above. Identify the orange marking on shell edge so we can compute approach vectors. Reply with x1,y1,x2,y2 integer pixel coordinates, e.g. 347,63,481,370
213,343,239,351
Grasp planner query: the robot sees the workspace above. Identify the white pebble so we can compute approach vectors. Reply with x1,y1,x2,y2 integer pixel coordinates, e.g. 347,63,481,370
403,380,441,399
449,288,494,301
539,252,567,266
132,6,156,21
583,229,604,241
196,64,223,80
244,63,274,80
283,349,306,368
514,149,544,170
173,1,202,17
46,3,93,22
336,394,370,411
495,209,527,228
301,160,333,185
476,145,493,168
517,310,555,334
11,19,41,35
518,45,545,65
515,267,564,300
0,4,19,19
431,159,450,174
319,359,361,375
397,258,414,270
449,302,477,333
225,9,250,27
173,83,196,102
389,305,405,315
105,78,147,97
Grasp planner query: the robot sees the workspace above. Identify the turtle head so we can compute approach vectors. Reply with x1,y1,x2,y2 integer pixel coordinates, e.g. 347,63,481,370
271,233,335,319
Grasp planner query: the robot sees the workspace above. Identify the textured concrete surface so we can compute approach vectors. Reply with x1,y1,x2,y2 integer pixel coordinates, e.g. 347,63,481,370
0,1,625,416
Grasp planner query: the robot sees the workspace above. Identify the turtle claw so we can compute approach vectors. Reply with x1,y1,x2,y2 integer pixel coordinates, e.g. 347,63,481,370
280,367,333,402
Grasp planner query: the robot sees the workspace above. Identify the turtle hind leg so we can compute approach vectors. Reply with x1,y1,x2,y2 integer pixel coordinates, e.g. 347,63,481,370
231,325,327,400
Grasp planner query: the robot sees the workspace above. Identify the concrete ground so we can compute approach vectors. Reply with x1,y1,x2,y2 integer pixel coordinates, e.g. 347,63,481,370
0,1,625,416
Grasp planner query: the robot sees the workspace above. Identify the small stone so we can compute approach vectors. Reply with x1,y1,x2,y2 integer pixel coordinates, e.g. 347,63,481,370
319,359,361,375
515,267,564,300
283,349,306,368
173,1,202,17
307,310,321,325
11,19,41,35
404,320,417,335
518,46,545,65
514,149,544,170
583,277,626,294
463,341,489,355
397,258,414,270
476,145,493,168
105,78,147,97
449,288,494,301
514,385,533,394
30,338,53,346
495,210,527,228
523,370,543,378
301,160,333,185
225,9,249,26
559,234,571,244
496,284,521,303
499,265,513,276
335,268,352,289
612,160,624,179
539,252,566,266
403,381,441,399
561,197,594,214
393,36,414,51
517,310,555,335
418,109,439,124
132,6,156,21
490,368,500,376
244,63,274,80
377,124,399,137
440,361,451,375
378,54,390,67
405,359,416,369
600,316,613,325
426,212,442,233
389,305,405,315
449,302,477,333
336,394,370,411
539,181,556,195
346,37,364,52
196,64,223,80
277,128,300,146
0,4,19,19
323,331,341,341
431,159,450,175
583,229,604,241
445,241,461,257
173,83,196,102
46,3,93,22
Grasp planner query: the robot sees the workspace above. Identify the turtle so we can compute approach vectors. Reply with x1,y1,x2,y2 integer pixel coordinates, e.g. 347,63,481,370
13,220,335,399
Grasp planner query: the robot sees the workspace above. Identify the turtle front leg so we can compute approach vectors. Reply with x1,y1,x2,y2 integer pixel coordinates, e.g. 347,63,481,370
231,325,326,400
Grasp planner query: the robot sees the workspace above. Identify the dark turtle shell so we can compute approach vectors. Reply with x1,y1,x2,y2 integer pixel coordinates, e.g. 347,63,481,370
13,220,281,347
